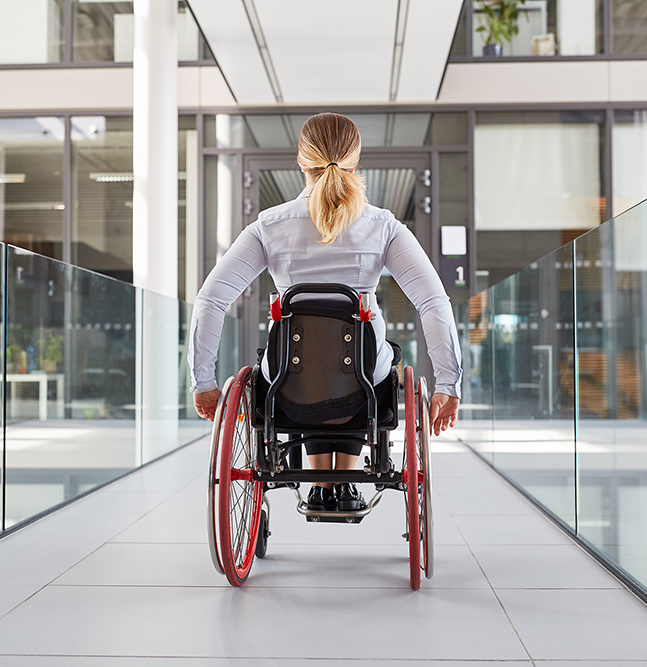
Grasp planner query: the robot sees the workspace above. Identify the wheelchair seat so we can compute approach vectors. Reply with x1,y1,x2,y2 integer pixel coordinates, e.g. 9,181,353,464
251,295,399,432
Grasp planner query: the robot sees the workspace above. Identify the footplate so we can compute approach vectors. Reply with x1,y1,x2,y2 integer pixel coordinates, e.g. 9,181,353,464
293,487,383,524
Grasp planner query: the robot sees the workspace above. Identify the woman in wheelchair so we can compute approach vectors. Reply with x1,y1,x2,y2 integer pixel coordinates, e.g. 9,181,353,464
188,112,461,518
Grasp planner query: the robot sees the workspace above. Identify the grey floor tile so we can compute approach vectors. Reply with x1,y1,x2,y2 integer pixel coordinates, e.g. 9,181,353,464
534,663,647,666
470,544,623,589
53,542,225,587
0,659,535,666
452,513,573,546
179,475,208,494
6,511,143,545
434,476,535,516
0,585,43,619
249,542,488,589
496,588,647,660
0,538,102,586
68,491,174,515
151,492,205,515
431,452,494,478
110,511,208,544
0,585,529,660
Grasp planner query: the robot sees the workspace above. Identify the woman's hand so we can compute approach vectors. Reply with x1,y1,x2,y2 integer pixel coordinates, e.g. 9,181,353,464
193,388,222,422
429,393,459,436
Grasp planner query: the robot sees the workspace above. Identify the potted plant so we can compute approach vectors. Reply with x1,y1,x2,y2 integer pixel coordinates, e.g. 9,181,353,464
40,330,64,373
6,344,22,374
475,0,526,56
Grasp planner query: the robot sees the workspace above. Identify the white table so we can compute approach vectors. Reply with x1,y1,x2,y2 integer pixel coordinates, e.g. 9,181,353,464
7,373,65,421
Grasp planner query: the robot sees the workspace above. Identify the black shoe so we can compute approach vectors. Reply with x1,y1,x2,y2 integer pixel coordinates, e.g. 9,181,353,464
307,485,337,511
334,483,367,511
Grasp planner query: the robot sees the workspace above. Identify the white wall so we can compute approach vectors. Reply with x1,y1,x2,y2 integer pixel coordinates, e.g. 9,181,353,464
0,67,236,111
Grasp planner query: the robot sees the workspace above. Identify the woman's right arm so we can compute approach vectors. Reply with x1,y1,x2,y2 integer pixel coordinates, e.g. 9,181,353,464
187,221,267,397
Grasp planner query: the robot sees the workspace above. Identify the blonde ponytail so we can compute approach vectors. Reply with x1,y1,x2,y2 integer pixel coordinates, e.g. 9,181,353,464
297,113,366,244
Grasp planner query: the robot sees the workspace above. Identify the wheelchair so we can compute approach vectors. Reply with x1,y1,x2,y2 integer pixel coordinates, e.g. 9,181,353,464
207,283,433,590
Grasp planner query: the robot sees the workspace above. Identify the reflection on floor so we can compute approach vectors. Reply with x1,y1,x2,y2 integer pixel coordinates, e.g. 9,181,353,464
3,419,208,528
454,418,647,598
0,427,646,664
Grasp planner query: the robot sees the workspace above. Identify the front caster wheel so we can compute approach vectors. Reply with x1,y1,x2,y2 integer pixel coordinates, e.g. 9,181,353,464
255,508,269,559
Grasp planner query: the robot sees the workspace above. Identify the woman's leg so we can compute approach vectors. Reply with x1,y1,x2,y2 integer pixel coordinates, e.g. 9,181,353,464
334,452,360,471
307,452,334,490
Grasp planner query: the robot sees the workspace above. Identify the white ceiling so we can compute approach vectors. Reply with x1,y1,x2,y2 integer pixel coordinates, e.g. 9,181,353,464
187,0,463,105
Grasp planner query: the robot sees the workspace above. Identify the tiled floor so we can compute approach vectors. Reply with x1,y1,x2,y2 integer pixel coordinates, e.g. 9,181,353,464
1,429,647,666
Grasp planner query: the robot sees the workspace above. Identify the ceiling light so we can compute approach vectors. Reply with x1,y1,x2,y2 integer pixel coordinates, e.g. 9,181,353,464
90,171,188,182
0,173,26,184
90,172,134,182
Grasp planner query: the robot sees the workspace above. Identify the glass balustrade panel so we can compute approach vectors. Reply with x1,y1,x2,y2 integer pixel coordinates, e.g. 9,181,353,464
575,201,647,587
490,244,576,526
456,291,494,465
4,247,138,528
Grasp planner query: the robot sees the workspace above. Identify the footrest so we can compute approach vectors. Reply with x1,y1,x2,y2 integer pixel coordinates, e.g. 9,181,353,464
306,511,366,524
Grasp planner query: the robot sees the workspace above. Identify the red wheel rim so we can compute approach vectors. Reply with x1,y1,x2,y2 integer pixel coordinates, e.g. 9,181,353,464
404,366,420,590
218,367,262,587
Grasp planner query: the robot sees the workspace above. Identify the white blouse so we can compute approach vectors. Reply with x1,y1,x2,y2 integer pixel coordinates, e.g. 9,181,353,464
188,189,462,398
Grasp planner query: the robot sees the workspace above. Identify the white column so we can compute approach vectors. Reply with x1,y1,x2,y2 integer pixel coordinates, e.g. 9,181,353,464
133,0,178,298
133,0,179,463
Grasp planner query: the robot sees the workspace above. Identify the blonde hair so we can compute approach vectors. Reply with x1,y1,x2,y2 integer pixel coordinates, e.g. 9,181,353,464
297,113,366,244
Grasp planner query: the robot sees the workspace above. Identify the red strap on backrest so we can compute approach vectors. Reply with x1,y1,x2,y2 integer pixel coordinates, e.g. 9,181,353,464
359,292,372,323
270,293,282,321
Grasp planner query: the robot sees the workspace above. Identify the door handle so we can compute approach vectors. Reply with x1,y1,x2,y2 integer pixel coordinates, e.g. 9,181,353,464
420,196,431,215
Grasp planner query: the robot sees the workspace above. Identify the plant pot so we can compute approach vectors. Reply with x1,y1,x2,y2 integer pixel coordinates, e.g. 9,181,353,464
43,360,57,373
483,43,503,57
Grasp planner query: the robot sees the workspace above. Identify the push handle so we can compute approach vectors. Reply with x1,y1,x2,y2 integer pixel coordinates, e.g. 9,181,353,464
280,283,361,316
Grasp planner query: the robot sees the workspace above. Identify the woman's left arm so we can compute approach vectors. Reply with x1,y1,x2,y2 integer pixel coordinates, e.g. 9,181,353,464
384,219,463,425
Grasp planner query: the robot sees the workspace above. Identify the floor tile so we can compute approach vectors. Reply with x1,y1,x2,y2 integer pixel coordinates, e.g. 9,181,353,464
452,513,573,546
470,544,623,589
496,588,647,660
53,543,224,587
0,660,534,666
110,511,208,544
68,491,172,515
150,492,205,515
0,586,529,660
249,543,489,590
0,585,43,619
0,538,101,586
434,475,535,516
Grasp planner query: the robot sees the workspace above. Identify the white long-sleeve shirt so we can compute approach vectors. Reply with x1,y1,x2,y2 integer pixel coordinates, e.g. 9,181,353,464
188,188,462,398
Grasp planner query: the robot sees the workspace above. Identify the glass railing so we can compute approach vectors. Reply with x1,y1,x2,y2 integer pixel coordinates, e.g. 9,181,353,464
0,245,210,532
456,197,647,598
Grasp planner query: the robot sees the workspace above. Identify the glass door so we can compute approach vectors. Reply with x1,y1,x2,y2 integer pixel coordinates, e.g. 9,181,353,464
241,151,434,384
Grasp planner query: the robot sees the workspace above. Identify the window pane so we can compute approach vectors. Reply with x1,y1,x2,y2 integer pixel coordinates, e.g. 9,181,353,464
0,117,65,260
613,0,647,54
475,111,604,285
613,110,647,216
472,0,602,57
0,0,64,64
71,116,133,281
73,0,134,62
73,1,198,62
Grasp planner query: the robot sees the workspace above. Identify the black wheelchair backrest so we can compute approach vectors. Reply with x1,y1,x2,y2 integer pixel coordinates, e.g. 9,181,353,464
265,285,377,428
